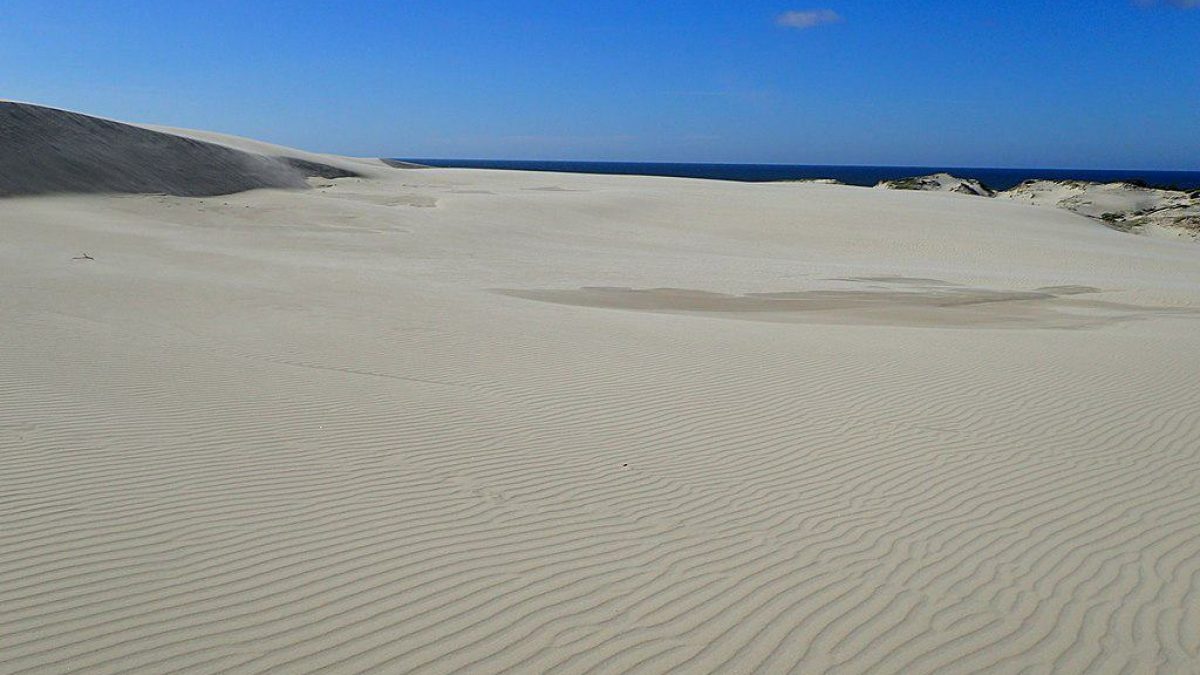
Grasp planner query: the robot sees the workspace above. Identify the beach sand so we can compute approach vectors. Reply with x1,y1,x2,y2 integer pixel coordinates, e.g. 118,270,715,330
3,108,1200,673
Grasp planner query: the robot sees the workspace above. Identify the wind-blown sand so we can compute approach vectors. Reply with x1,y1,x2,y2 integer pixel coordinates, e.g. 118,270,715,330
0,102,366,197
3,106,1200,674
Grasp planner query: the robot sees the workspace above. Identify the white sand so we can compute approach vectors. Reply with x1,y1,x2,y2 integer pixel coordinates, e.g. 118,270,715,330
876,173,996,197
999,179,1192,219
1000,180,1200,241
3,115,1200,673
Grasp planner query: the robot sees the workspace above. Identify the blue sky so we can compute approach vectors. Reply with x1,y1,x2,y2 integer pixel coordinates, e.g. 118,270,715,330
2,1,1197,168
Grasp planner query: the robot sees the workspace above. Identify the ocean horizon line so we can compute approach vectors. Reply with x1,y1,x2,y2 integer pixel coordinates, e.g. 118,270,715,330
397,158,1200,191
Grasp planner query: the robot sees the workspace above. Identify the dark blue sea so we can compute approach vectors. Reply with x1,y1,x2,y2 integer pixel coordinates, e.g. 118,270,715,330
397,159,1200,191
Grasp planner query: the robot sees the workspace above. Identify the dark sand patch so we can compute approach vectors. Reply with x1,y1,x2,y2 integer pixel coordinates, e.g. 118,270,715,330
837,276,962,287
496,285,1191,329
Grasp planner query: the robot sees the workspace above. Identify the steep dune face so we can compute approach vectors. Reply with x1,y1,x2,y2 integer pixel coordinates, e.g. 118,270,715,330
0,101,359,197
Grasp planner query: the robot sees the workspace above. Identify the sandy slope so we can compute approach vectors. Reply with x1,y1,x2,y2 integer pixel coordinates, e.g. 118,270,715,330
3,122,1200,674
0,101,363,197
1000,180,1200,242
875,173,995,197
999,180,1192,219
877,172,1200,242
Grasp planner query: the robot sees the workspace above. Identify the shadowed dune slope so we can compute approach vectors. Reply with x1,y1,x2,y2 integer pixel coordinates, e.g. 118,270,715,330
0,101,359,197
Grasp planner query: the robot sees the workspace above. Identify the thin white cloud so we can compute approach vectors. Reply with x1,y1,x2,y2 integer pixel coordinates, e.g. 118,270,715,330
1135,0,1200,7
776,9,843,30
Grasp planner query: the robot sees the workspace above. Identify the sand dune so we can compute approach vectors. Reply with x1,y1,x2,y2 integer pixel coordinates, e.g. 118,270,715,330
3,108,1200,673
877,172,1200,241
1000,180,1200,241
875,173,996,197
0,101,363,197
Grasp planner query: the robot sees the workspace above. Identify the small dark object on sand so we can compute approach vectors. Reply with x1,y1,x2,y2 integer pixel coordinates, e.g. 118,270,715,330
72,253,94,260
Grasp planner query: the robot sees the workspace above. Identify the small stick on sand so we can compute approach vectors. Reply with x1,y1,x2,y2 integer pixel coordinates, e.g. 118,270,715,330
72,253,94,260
